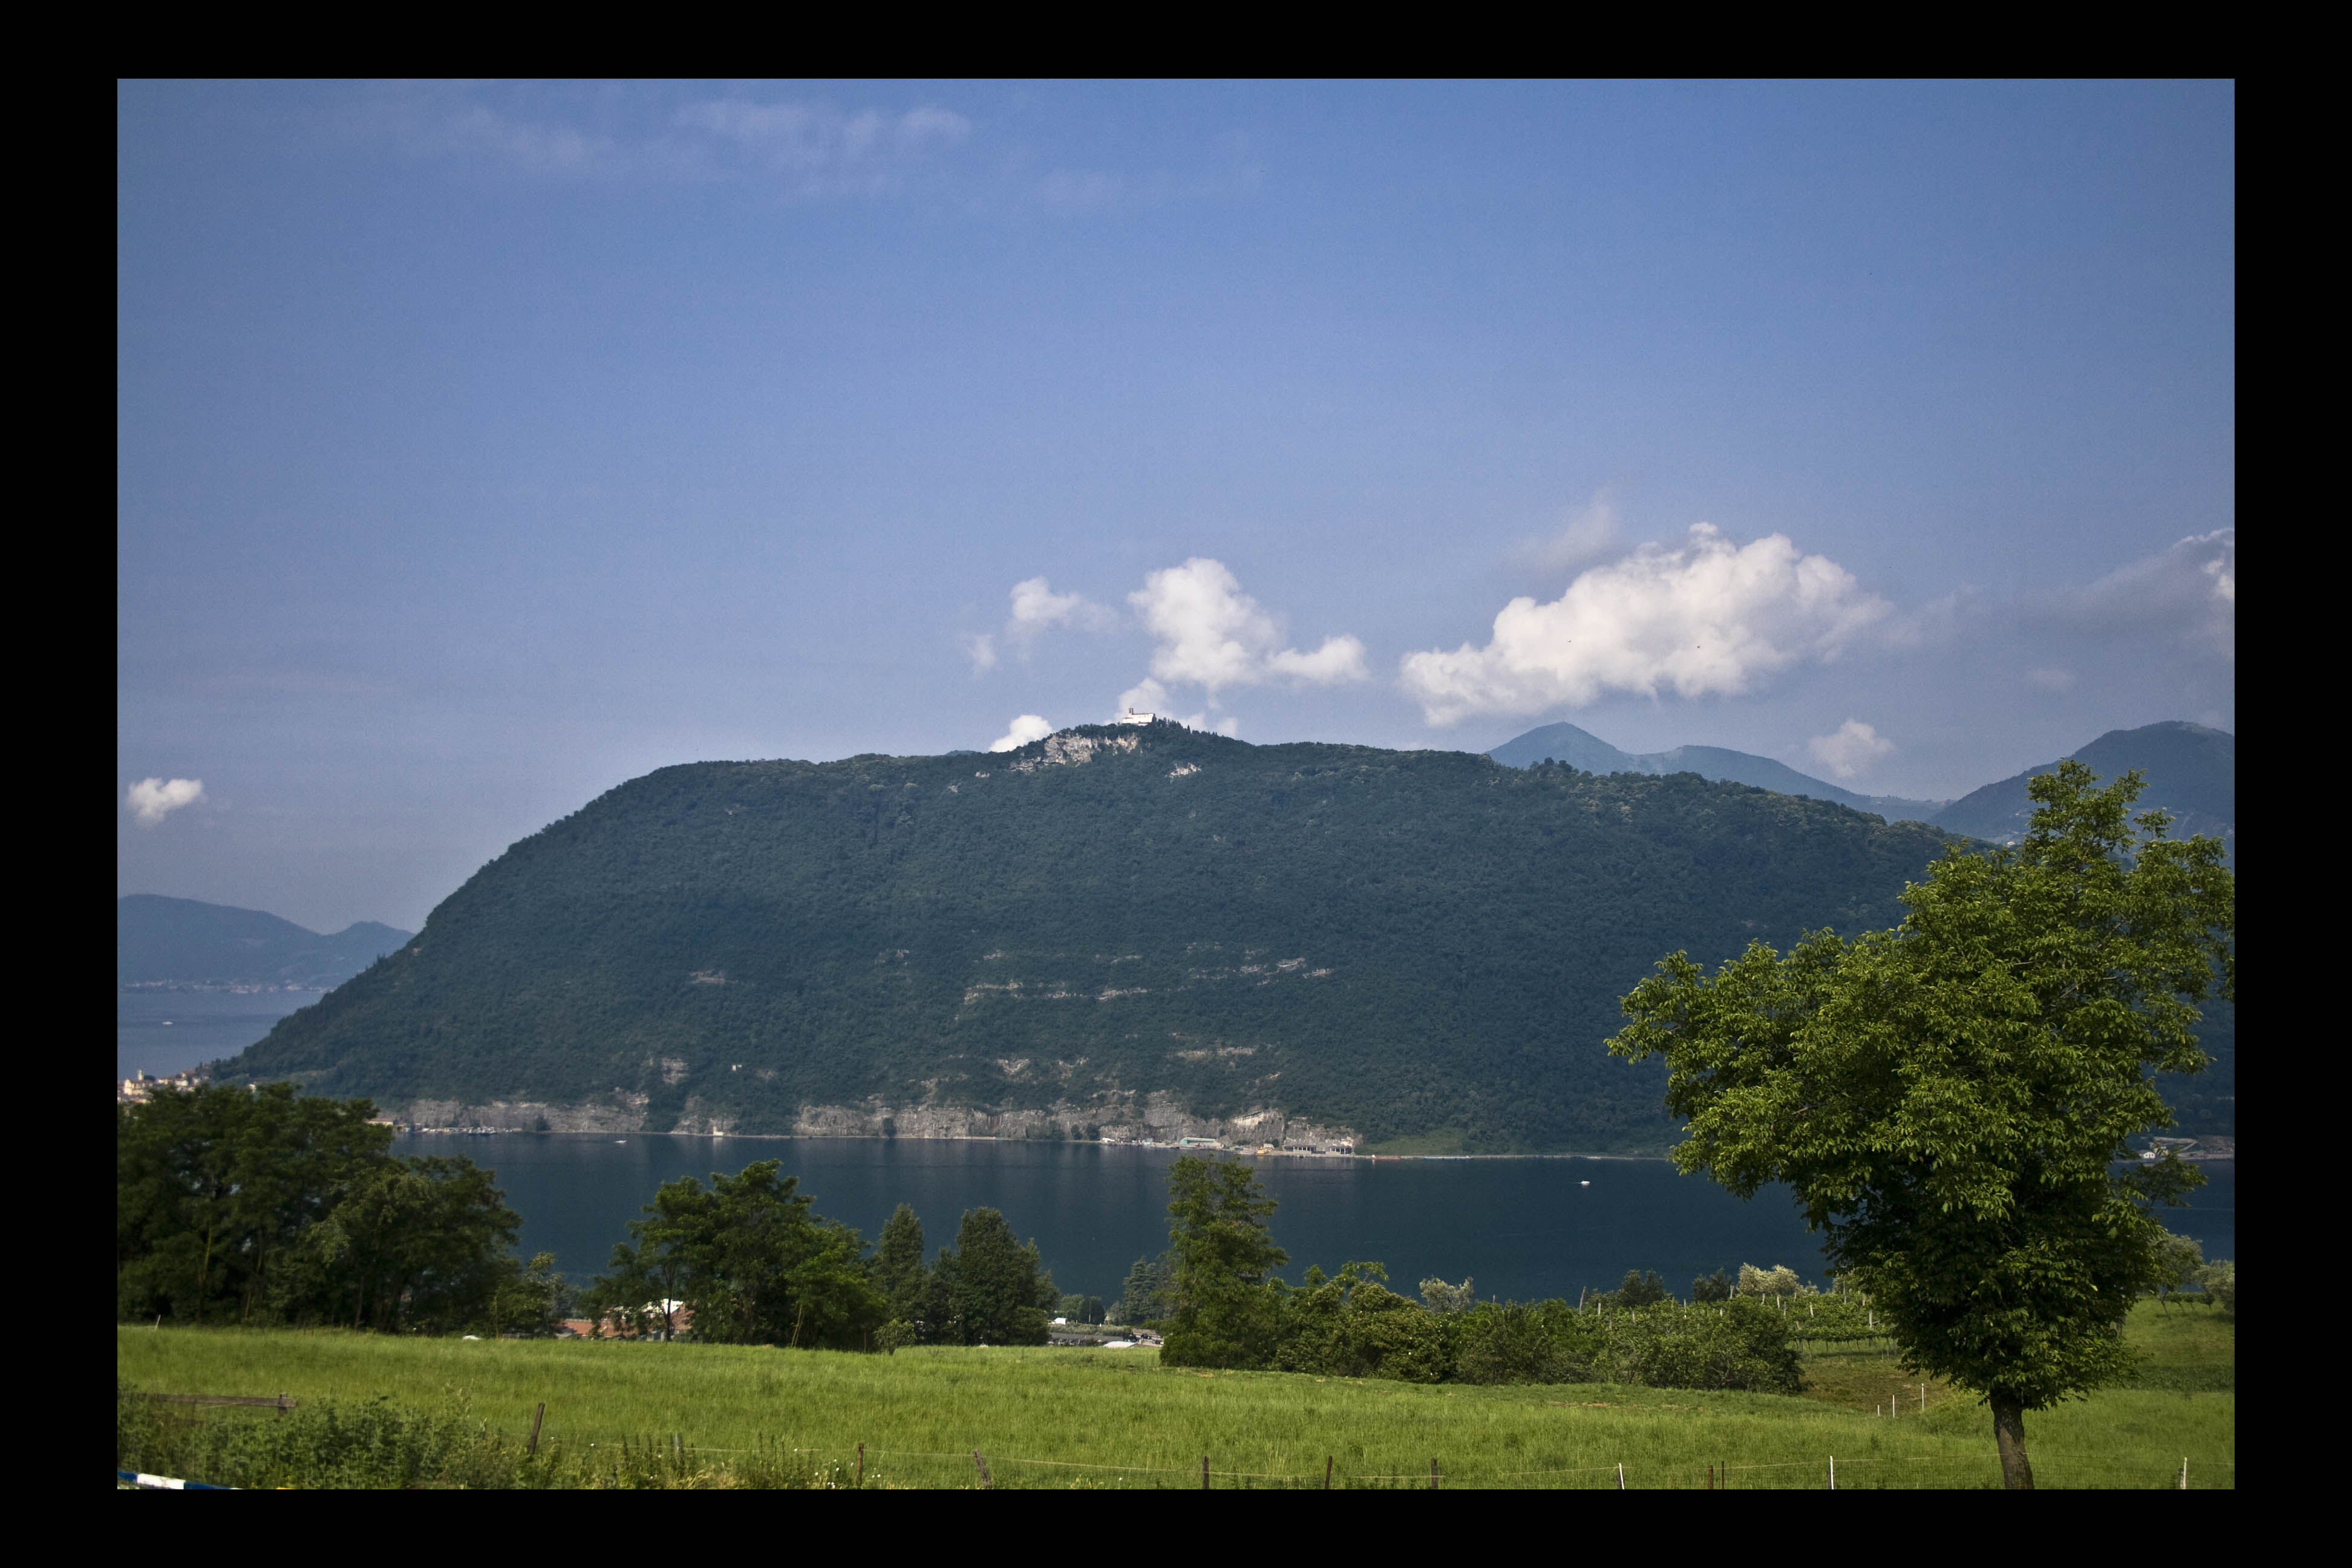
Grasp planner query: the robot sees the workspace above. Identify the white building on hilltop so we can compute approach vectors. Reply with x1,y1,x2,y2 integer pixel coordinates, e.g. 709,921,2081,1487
1116,708,1157,725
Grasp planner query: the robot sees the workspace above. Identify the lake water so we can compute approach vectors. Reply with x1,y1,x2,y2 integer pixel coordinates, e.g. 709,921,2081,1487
397,1133,2236,1308
117,988,320,1080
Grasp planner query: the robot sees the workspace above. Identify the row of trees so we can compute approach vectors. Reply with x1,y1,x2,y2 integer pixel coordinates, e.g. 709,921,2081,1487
579,1168,1064,1350
116,1088,1082,1351
117,1083,560,1334
1142,1156,1808,1390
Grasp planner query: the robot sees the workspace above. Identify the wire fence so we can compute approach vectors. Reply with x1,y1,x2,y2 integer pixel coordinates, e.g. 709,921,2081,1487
468,1430,2237,1489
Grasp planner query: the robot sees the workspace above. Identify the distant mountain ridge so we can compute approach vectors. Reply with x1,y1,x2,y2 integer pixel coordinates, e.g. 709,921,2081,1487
1488,723,1946,822
1928,722,2234,851
119,895,413,988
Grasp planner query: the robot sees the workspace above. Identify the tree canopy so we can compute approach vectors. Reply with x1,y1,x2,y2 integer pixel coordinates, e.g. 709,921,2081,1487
1607,762,2235,1487
117,1082,534,1333
586,1160,885,1349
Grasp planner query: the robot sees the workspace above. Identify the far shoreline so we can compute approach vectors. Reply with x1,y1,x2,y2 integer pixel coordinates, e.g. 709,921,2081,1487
388,1127,1682,1163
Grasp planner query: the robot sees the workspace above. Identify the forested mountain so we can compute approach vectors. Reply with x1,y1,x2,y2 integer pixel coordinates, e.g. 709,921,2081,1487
1930,721,2234,851
1487,722,1944,822
226,727,1967,1153
118,894,413,988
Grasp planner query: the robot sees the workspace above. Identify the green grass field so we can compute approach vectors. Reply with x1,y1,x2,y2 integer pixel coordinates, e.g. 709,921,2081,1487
117,1301,2232,1489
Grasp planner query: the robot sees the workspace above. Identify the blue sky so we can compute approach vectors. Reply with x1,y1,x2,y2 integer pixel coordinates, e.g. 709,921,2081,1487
118,81,2235,931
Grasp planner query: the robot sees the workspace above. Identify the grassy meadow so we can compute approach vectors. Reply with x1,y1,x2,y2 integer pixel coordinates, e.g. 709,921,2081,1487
117,1300,2232,1489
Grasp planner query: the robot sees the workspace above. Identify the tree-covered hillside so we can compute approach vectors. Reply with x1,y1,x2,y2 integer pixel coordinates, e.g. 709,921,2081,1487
227,726,1970,1152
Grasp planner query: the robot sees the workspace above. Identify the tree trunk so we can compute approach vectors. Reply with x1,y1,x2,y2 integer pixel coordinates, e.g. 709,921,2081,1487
1991,1393,2034,1489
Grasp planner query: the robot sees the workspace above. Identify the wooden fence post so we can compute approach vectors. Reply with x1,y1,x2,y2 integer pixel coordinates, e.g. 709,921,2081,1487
1324,1455,1333,1490
527,1402,545,1457
1201,1454,1210,1490
1616,1462,1625,1489
1429,1457,1440,1490
857,1442,864,1485
972,1450,993,1489
1828,1455,1835,1490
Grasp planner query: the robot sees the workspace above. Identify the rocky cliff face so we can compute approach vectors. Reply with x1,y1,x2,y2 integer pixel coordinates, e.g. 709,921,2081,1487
394,1088,1357,1151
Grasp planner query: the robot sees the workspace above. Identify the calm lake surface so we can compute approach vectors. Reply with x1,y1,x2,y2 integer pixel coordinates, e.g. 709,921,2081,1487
397,1134,2236,1307
117,988,319,1080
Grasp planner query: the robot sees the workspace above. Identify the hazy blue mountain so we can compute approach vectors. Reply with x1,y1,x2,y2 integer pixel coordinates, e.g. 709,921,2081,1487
1930,721,2235,851
119,895,413,988
1489,723,1946,822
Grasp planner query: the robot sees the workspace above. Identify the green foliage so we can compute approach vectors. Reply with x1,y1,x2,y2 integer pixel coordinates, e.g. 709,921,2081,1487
1608,761,2235,1485
1160,1155,1289,1368
1419,1276,1475,1315
1139,1158,1803,1394
586,1161,886,1350
873,1204,927,1320
928,1207,1056,1346
1117,1253,1172,1325
1615,1270,1670,1307
118,1383,518,1490
117,1082,520,1332
1055,1292,1108,1325
223,726,1968,1151
2148,1229,2206,1301
1737,1264,1803,1299
1691,1268,1732,1303
1448,1300,1591,1385
1276,1264,1452,1382
2195,1259,2235,1314
488,1253,569,1339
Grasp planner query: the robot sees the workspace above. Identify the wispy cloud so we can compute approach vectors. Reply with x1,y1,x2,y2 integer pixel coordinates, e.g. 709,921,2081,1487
968,576,1115,673
1400,525,1889,724
348,87,975,198
1513,488,1623,580
2058,527,2235,658
126,777,204,828
674,100,972,197
1806,720,1895,779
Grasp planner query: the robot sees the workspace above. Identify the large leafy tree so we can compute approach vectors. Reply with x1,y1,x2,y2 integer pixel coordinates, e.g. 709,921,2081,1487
117,1082,520,1332
1608,764,2233,1488
1160,1155,1288,1368
593,1161,886,1348
298,1155,519,1332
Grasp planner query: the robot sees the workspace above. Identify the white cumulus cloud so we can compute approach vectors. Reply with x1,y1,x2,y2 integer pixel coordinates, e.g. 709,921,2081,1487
987,714,1054,753
1129,558,1367,698
1398,525,1890,724
127,777,204,828
1806,720,1896,779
